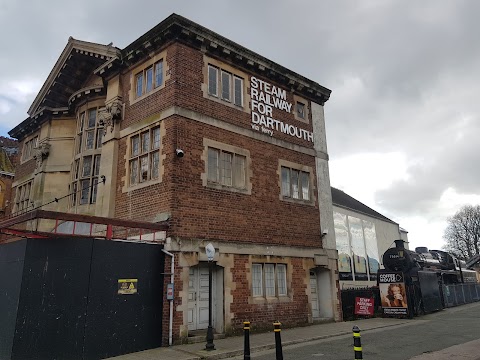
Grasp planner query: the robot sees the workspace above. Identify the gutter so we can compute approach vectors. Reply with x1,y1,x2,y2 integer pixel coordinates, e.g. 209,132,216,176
161,249,175,346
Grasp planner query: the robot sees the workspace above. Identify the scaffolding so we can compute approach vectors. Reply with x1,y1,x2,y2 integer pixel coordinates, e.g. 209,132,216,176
0,209,169,242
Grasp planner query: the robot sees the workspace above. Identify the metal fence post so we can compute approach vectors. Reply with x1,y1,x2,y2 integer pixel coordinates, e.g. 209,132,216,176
243,321,250,360
273,321,283,360
353,325,363,359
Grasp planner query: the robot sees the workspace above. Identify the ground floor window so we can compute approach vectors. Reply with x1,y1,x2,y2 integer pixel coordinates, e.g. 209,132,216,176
252,263,287,297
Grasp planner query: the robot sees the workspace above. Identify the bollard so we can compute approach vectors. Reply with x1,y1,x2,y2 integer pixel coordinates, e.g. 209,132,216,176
353,325,363,359
243,321,251,360
273,321,283,360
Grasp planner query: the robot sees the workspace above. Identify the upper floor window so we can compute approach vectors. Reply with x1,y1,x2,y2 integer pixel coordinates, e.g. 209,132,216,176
208,65,243,107
22,136,38,161
129,126,161,186
207,147,246,189
252,263,287,297
71,155,101,206
296,102,306,119
76,108,103,154
14,180,33,214
135,60,164,98
281,166,310,201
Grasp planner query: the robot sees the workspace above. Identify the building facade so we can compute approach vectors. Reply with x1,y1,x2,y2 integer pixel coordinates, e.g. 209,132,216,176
7,14,339,345
0,137,17,219
331,187,408,289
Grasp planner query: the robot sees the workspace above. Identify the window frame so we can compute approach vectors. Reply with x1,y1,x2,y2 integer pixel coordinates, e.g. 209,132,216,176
76,108,103,154
14,180,33,214
128,125,161,188
134,59,165,99
203,139,250,195
205,58,245,109
279,160,315,205
22,136,39,161
251,263,288,298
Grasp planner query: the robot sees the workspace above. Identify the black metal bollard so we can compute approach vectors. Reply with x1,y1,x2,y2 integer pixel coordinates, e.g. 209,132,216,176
243,321,251,360
353,325,363,359
273,321,283,360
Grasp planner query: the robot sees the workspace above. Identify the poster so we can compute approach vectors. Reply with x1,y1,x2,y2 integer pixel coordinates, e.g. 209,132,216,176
354,297,374,316
378,272,408,316
334,212,353,280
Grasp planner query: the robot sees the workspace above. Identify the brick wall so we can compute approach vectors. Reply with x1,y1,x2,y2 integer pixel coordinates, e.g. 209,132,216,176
229,254,310,332
115,41,322,247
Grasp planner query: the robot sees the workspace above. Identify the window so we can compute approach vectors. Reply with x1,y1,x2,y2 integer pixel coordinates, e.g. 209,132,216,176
71,155,101,206
208,64,243,107
252,263,287,297
22,136,38,161
129,126,161,186
135,60,164,98
296,102,305,119
76,108,103,154
207,148,246,189
281,166,310,201
14,181,33,214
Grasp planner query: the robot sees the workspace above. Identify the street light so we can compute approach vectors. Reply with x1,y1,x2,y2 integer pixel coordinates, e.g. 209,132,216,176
205,243,216,351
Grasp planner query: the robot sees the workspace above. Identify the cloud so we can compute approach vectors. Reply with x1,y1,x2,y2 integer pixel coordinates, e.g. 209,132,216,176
1,0,479,251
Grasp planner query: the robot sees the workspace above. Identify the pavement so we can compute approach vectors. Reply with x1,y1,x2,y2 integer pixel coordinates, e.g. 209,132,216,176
107,317,414,360
107,313,480,360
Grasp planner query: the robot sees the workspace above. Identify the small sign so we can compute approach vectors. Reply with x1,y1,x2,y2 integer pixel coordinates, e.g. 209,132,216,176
118,279,138,295
166,283,174,300
354,297,374,316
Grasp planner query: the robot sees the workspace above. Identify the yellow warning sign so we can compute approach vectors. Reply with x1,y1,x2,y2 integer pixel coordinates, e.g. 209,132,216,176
118,279,138,294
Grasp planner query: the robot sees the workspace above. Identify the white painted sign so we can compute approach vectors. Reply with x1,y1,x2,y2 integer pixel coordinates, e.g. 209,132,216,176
250,76,313,142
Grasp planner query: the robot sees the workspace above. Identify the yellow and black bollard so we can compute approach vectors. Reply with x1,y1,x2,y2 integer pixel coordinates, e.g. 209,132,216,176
353,325,363,359
243,321,251,360
273,321,283,360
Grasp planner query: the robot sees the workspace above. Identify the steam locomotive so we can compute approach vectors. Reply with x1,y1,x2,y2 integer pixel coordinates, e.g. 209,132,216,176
382,240,477,284
379,239,478,316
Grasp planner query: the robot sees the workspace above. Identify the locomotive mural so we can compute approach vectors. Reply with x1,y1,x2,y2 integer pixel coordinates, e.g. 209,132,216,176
379,239,478,317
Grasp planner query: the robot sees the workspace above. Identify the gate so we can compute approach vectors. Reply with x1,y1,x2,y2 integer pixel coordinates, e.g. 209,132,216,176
0,237,165,360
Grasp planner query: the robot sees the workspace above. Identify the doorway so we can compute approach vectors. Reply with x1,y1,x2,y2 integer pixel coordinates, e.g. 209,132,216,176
188,264,214,331
310,271,320,319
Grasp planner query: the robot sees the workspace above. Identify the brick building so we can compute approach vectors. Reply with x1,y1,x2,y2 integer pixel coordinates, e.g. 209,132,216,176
0,137,17,219
5,14,338,348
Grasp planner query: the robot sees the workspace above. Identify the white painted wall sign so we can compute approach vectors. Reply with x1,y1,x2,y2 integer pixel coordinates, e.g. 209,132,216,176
250,76,314,142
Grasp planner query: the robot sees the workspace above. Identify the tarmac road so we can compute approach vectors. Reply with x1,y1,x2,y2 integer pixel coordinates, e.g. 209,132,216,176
233,302,480,360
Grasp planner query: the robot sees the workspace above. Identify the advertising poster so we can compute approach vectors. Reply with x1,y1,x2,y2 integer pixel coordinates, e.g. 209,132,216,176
349,217,368,280
363,221,380,281
378,271,409,316
334,212,353,280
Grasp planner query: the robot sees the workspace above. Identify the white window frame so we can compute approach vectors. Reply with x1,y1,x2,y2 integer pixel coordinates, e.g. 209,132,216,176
135,59,164,98
281,166,311,201
208,64,244,107
207,147,246,189
128,126,161,187
252,263,288,298
208,65,219,97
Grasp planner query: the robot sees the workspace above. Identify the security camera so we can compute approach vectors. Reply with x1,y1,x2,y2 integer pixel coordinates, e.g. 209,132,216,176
175,149,184,158
321,229,328,237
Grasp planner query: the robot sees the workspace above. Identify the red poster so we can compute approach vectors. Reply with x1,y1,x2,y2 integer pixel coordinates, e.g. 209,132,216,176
354,297,374,316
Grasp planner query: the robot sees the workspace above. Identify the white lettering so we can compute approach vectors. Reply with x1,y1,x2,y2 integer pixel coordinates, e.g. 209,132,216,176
251,88,258,100
251,76,258,89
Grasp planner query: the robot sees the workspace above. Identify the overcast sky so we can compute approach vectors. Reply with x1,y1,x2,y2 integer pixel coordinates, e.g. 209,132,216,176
1,0,479,251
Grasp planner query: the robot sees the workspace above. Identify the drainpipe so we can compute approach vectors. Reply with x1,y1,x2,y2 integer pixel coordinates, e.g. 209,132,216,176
161,249,174,346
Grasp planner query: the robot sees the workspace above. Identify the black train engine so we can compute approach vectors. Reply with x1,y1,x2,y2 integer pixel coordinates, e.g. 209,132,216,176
383,240,477,285
381,239,477,315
